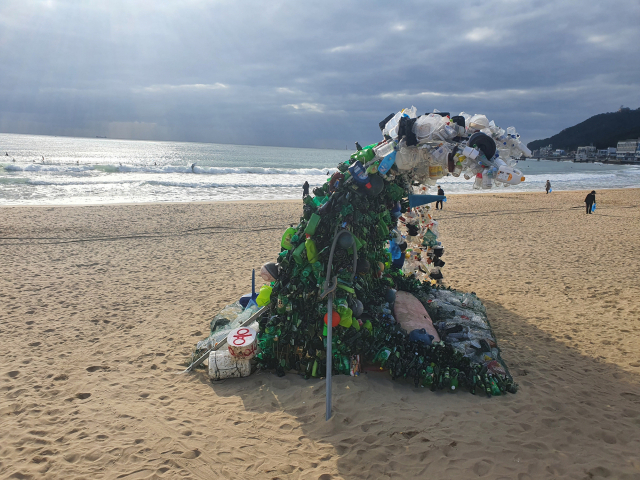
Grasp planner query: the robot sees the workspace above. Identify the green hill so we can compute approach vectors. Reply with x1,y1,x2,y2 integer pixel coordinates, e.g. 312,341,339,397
527,108,640,152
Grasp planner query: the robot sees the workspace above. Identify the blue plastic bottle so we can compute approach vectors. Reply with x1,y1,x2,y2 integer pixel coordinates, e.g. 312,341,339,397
377,151,397,175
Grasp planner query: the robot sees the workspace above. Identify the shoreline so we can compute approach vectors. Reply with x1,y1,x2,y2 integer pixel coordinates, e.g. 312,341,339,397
1,186,639,209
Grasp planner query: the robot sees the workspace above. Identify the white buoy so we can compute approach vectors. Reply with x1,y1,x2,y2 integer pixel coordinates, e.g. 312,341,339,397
226,327,258,359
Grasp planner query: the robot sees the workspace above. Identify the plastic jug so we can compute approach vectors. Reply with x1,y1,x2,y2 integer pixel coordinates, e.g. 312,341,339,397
281,227,296,250
495,166,525,185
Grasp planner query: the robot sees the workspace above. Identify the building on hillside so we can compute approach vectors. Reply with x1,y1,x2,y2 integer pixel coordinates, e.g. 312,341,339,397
539,145,553,157
553,149,566,157
575,146,596,162
616,139,639,163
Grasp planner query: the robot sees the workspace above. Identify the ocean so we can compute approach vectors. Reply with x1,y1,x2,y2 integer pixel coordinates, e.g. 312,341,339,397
1,133,639,205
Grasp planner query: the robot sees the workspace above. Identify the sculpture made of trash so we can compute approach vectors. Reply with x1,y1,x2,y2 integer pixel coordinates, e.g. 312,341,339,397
195,107,526,395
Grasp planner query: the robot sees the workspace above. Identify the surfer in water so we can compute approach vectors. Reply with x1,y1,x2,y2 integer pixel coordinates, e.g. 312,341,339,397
191,163,196,172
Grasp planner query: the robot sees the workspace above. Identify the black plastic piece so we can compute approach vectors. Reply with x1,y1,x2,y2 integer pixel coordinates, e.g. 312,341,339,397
468,132,496,160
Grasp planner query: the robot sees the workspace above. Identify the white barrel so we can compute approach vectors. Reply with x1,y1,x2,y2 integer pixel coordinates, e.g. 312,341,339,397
208,349,251,380
226,327,258,359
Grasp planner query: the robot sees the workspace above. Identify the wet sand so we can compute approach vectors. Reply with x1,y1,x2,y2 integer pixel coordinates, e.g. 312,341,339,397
1,189,639,479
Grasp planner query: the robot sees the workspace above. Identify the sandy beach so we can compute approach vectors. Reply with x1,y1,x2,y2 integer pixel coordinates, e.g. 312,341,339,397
1,189,640,479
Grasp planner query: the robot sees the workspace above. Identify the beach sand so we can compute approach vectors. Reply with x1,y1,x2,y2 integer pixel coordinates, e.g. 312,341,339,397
1,189,640,479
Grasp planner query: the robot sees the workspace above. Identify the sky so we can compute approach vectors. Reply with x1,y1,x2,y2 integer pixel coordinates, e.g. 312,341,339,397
0,0,639,149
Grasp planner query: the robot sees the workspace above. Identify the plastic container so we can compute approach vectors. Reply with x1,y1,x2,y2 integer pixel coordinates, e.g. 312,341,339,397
377,151,397,175
495,166,525,185
374,140,396,158
348,161,372,188
209,349,251,380
281,227,296,250
304,213,321,236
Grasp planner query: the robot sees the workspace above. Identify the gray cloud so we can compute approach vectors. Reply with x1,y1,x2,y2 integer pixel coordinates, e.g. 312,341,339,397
0,0,638,148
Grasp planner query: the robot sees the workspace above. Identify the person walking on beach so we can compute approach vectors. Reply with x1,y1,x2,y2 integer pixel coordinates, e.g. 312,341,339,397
435,185,444,210
302,181,310,197
585,190,596,214
545,180,551,194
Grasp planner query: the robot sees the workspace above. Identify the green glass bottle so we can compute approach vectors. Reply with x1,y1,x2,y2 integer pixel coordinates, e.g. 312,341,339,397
450,368,459,391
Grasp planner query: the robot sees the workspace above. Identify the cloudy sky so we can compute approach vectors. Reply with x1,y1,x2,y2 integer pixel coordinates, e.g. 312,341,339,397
0,0,638,148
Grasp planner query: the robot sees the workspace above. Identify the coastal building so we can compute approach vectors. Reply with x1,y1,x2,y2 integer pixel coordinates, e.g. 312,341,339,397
597,148,617,159
539,145,553,157
616,139,639,163
576,146,596,162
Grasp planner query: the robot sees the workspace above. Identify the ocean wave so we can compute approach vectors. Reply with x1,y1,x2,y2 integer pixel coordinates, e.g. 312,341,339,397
144,180,323,189
2,163,336,176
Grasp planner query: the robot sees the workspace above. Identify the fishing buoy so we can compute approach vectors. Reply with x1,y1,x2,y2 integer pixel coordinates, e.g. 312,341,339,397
260,262,279,282
227,327,258,359
324,310,341,327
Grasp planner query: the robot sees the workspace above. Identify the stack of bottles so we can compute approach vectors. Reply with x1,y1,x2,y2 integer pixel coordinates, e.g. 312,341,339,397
379,107,531,190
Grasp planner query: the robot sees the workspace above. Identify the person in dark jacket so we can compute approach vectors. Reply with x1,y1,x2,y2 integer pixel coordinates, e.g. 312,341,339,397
545,180,551,194
302,181,310,197
435,186,444,210
585,190,596,214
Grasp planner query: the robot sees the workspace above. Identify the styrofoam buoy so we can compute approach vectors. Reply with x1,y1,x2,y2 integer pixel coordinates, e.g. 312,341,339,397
227,327,258,359
209,349,251,380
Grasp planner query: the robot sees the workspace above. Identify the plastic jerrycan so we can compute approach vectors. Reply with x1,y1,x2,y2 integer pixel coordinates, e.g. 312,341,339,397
495,166,525,185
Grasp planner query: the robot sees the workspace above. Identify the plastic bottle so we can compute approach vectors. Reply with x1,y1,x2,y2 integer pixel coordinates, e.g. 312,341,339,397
377,151,397,175
374,139,396,158
305,237,319,263
348,161,372,189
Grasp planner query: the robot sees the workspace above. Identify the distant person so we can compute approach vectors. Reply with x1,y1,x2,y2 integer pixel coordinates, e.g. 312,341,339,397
191,163,196,172
5,152,8,156
302,181,309,197
584,190,596,214
545,180,551,194
435,185,444,210
326,171,330,176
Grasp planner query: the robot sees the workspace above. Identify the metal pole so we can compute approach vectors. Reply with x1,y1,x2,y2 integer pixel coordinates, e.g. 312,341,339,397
326,293,333,421
322,228,357,421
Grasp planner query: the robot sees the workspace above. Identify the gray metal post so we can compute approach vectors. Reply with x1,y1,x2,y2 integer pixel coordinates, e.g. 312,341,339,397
322,228,358,422
326,293,333,421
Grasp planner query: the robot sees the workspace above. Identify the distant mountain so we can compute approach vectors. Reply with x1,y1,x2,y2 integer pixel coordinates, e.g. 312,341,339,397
527,108,640,152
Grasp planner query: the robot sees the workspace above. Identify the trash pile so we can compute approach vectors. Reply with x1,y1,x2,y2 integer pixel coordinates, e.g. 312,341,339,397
188,107,529,396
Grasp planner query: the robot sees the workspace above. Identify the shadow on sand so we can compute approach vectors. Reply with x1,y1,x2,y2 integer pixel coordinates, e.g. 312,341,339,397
200,300,640,479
